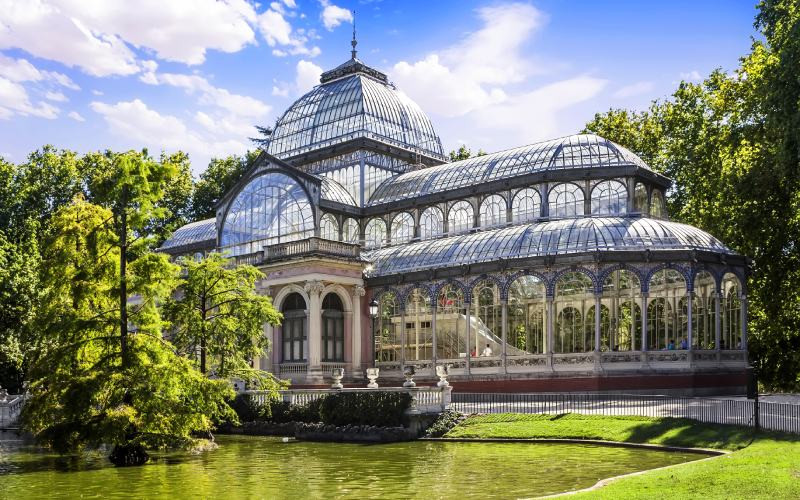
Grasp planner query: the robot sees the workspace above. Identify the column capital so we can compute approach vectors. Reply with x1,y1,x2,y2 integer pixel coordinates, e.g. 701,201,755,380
304,279,325,295
354,285,366,297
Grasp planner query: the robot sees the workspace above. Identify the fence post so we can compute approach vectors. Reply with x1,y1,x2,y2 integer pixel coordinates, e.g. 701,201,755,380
754,391,760,431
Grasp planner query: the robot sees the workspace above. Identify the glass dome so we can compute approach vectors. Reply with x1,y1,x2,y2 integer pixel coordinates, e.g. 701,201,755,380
266,64,445,161
160,217,216,251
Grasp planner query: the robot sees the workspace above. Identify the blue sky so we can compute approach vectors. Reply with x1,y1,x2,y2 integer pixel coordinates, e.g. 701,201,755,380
0,0,758,172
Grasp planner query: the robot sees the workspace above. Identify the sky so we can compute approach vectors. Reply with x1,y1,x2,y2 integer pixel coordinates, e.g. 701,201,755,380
0,0,760,173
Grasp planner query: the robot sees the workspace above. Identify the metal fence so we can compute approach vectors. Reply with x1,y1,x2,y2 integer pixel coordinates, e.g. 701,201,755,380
450,393,800,435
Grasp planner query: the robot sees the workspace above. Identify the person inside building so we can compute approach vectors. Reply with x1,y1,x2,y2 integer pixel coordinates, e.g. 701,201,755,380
481,344,493,357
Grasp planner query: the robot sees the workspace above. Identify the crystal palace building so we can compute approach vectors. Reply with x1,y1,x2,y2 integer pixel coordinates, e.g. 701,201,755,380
161,47,750,394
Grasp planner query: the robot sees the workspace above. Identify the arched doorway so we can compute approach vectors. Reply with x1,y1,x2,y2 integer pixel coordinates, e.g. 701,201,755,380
281,293,307,362
322,293,345,362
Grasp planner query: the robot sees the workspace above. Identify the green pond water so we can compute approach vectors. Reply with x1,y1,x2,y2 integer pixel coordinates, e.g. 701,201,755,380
0,434,703,499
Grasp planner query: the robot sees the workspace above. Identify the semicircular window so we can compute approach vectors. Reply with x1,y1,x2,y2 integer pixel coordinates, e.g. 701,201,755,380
221,172,314,255
548,183,584,217
591,180,627,215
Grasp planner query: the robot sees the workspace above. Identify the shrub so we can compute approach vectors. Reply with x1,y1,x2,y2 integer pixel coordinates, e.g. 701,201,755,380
228,393,268,423
425,410,464,437
319,391,411,427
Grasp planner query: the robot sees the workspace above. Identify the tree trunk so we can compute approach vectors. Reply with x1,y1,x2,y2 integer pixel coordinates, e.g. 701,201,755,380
119,192,128,368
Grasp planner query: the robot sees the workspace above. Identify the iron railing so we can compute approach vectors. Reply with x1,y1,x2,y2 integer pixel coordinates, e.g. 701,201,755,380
449,393,800,434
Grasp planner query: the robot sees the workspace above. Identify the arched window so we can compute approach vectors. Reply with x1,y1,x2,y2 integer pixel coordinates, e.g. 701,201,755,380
479,195,506,228
375,292,400,362
405,288,432,361
437,284,466,359
448,201,474,234
722,273,742,349
221,172,314,255
320,213,339,240
693,271,716,349
548,183,584,217
651,189,667,218
512,188,541,223
591,180,627,215
471,280,502,358
601,270,642,351
281,293,307,362
554,272,594,353
391,212,414,244
322,293,344,362
508,275,546,355
342,218,359,244
647,269,686,350
364,218,387,249
634,183,648,213
420,206,444,240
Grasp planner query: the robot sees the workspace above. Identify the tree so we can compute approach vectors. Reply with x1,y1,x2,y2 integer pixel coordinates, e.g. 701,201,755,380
165,253,283,391
190,154,254,220
448,145,488,162
22,197,234,463
249,125,273,149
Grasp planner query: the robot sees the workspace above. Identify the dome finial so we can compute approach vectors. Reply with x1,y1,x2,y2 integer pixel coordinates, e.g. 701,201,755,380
350,10,357,59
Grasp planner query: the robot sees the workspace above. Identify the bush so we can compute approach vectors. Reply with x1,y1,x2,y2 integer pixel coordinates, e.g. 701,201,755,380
319,391,411,427
425,410,464,437
266,398,325,423
228,393,268,423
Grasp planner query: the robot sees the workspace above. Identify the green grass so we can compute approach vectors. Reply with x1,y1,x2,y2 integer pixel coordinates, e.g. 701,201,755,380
443,413,800,498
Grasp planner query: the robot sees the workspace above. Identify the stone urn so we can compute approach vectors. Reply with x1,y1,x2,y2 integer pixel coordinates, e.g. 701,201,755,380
366,367,380,388
0,387,7,403
403,365,416,388
436,364,450,388
331,368,344,389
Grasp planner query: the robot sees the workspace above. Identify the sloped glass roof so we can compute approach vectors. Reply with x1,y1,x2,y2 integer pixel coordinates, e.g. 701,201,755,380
363,217,732,277
160,218,216,251
266,72,445,161
320,176,357,205
368,134,653,206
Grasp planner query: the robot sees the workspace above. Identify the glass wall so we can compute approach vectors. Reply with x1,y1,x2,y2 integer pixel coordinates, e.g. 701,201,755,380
511,188,541,223
281,292,307,362
507,276,546,354
365,218,387,249
722,273,742,349
591,180,627,215
448,201,474,234
647,269,686,350
342,217,360,243
404,288,433,361
471,280,502,357
548,183,585,217
554,272,594,353
420,206,444,240
634,182,648,213
650,189,667,218
391,212,414,244
601,270,641,351
436,284,466,359
693,271,716,349
375,292,400,362
479,195,507,229
320,213,339,240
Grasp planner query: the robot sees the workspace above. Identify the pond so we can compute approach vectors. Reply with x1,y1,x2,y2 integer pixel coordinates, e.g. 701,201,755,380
1,434,704,499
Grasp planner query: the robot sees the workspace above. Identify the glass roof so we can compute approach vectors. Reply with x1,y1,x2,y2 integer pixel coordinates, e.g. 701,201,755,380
160,218,216,251
319,175,357,205
266,72,445,161
368,134,653,206
363,217,732,277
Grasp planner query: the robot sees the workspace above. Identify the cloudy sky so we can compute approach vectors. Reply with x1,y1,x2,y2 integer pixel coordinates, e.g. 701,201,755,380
0,0,757,172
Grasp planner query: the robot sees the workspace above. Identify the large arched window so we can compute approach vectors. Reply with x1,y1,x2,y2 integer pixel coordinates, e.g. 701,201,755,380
693,271,716,349
479,195,506,228
320,213,339,240
508,275,546,355
471,280,502,358
376,292,400,362
322,293,344,361
364,218,387,249
420,206,444,240
437,284,466,359
512,188,541,223
405,288,432,361
722,273,742,349
391,212,414,244
448,200,474,234
342,218,359,243
650,189,667,218
647,269,686,350
634,183,648,213
591,180,627,215
281,292,307,362
548,183,584,217
221,172,314,255
554,272,594,353
601,270,642,351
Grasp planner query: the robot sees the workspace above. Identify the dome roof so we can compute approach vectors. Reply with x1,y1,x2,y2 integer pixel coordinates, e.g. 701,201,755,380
266,59,445,161
364,217,732,277
368,134,656,206
319,176,357,205
160,217,216,252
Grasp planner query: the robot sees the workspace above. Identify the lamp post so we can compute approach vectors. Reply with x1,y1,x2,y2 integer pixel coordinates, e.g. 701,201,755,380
369,298,379,367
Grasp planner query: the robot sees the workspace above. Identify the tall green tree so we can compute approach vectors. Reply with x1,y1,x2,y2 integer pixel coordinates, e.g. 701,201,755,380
190,154,254,220
165,253,283,390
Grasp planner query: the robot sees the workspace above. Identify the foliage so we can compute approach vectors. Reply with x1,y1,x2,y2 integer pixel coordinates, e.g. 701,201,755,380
448,145,487,162
319,392,411,427
583,0,800,390
249,125,273,149
425,409,464,437
190,153,255,220
228,393,270,423
164,253,282,391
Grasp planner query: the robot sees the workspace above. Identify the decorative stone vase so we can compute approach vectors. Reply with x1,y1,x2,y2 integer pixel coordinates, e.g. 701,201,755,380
402,365,416,388
0,387,7,403
331,368,344,389
436,364,450,388
366,367,380,388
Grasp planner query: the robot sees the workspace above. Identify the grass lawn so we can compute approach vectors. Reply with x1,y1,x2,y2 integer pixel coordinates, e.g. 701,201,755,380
443,413,800,498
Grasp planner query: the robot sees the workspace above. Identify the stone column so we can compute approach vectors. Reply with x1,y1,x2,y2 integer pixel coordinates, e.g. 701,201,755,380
501,299,508,373
262,323,274,373
304,280,325,384
352,286,365,375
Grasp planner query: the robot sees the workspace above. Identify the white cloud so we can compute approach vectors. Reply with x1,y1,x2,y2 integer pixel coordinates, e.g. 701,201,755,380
45,90,68,102
0,54,79,89
91,98,250,172
256,3,320,57
320,1,352,31
679,70,703,82
91,89,103,95
272,82,290,97
612,81,655,99
295,60,323,94
67,110,85,121
145,72,271,118
0,76,59,119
